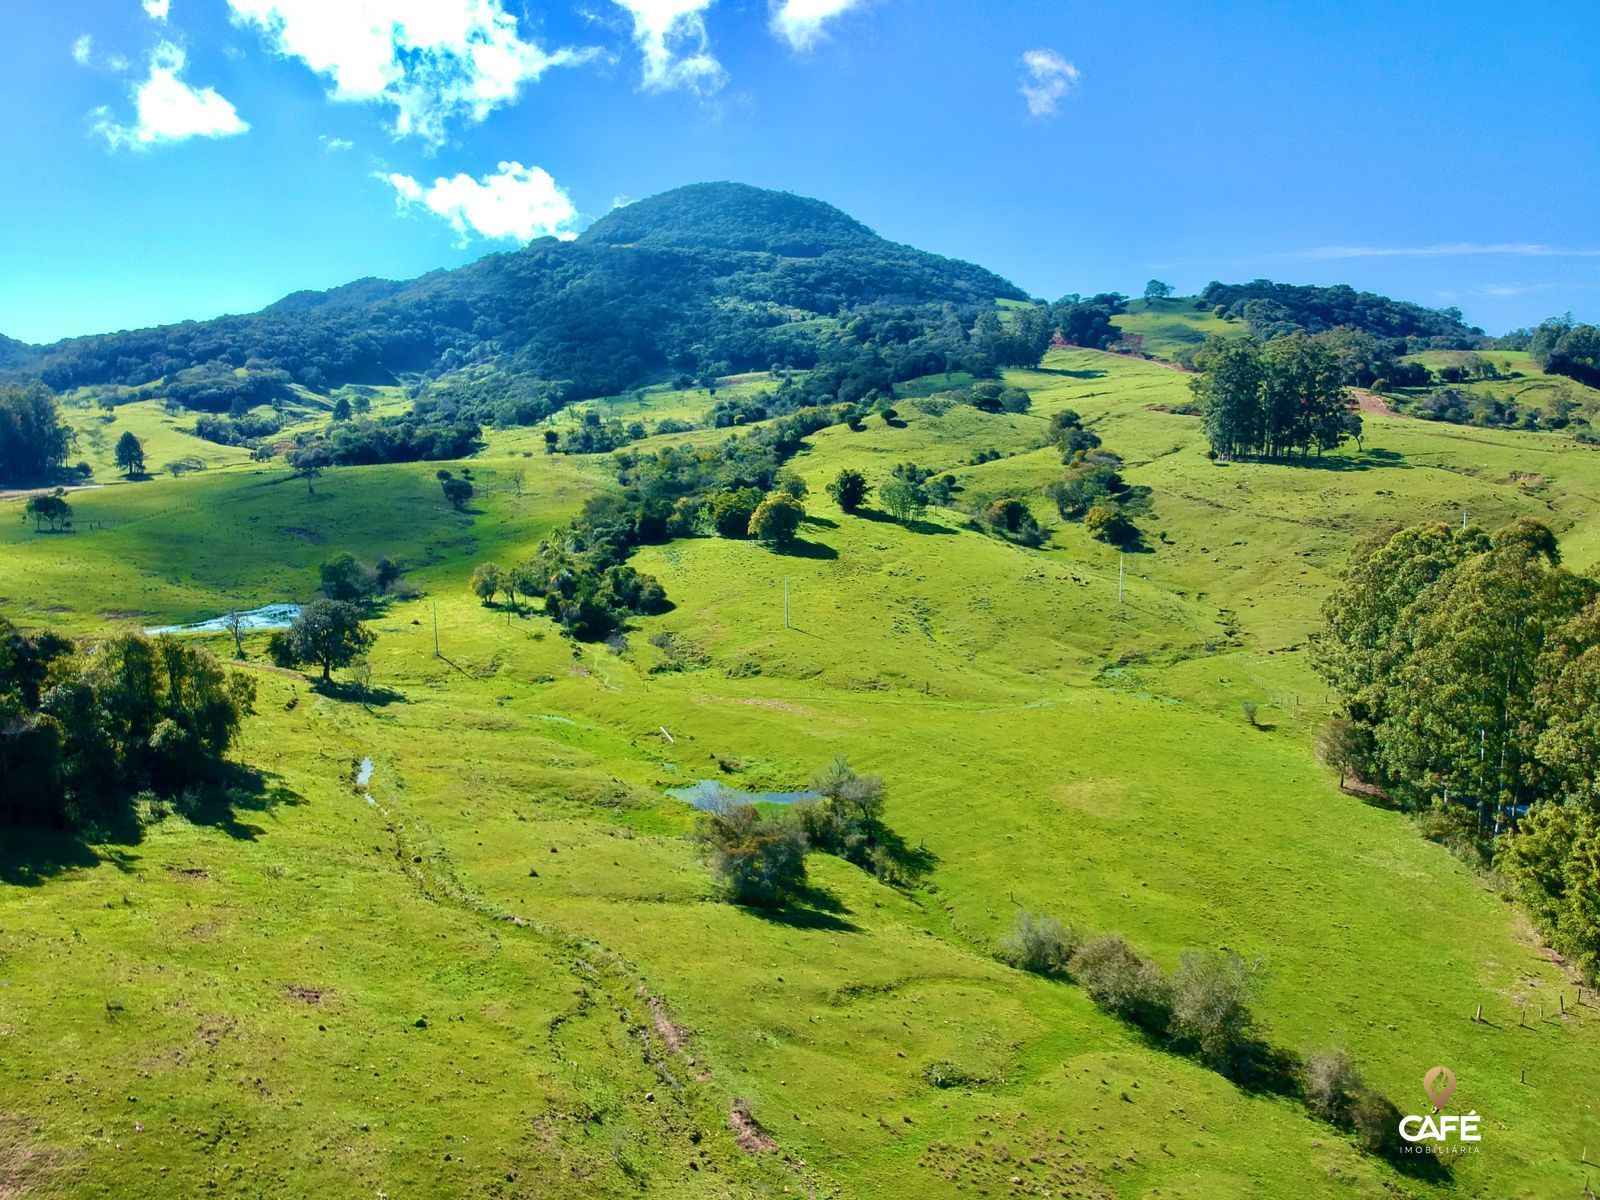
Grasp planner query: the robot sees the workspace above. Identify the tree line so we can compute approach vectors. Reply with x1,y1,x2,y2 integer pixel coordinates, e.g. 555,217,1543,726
1314,517,1600,973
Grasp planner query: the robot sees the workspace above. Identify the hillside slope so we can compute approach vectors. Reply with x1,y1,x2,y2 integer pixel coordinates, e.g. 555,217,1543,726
28,184,1026,402
6,341,1600,1197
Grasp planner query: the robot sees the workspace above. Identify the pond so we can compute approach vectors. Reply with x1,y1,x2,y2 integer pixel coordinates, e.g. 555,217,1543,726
667,779,820,812
145,604,302,636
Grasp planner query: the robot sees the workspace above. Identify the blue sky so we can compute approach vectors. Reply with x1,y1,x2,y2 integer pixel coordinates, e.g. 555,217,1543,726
1,0,1596,344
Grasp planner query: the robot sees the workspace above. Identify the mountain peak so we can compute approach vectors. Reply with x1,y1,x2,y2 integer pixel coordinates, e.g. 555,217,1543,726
578,182,878,257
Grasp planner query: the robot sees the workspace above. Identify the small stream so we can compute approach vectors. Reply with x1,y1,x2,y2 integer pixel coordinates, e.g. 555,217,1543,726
357,756,375,805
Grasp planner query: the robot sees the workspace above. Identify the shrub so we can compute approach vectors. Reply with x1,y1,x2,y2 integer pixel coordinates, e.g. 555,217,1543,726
694,795,809,906
709,487,763,538
1302,1047,1364,1127
470,563,502,605
1083,502,1136,545
827,467,870,513
1068,935,1172,1029
1350,1089,1403,1156
1168,950,1263,1078
1001,910,1079,975
748,493,805,547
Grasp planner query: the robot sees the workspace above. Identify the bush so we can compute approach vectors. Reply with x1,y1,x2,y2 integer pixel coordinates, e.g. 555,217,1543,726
748,493,805,547
1350,1089,1403,1156
1068,935,1172,1029
827,467,870,513
1302,1047,1364,1126
1168,950,1262,1078
1083,502,1136,545
1001,910,1079,975
694,794,809,906
710,487,762,538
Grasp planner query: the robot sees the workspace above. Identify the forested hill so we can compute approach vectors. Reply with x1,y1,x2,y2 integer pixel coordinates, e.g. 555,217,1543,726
0,333,37,371
1201,279,1483,345
26,183,1027,403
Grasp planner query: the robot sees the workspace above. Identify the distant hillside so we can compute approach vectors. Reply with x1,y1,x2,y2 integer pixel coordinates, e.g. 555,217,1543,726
28,183,1026,405
1201,279,1482,345
0,333,37,371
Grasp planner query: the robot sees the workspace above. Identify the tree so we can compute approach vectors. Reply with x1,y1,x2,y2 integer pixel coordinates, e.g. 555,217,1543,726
827,468,870,513
438,471,474,511
694,794,809,906
3,621,254,828
222,609,247,659
114,431,146,477
319,553,378,604
774,469,808,500
1144,279,1175,302
470,563,502,605
1083,501,1134,545
0,381,71,484
1315,718,1365,789
280,599,374,683
878,477,927,523
748,493,805,547
286,444,330,494
24,490,72,533
709,487,762,538
331,395,352,421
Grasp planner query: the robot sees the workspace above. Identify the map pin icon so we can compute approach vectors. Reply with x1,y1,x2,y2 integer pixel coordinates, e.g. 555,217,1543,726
1423,1066,1456,1111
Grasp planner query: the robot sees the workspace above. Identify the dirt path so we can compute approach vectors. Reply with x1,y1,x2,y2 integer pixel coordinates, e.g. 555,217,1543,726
1350,388,1397,416
0,483,106,502
1055,342,1195,373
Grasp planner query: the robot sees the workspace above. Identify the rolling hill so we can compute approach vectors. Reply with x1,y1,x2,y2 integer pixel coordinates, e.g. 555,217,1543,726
4,189,1600,1199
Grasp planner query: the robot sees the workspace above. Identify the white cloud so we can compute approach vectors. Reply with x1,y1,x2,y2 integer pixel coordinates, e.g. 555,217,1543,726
770,0,865,50
72,34,130,72
1019,48,1080,117
93,42,249,149
144,0,172,20
319,134,354,151
610,0,725,93
227,0,590,144
1296,242,1600,261
384,161,580,245
769,0,863,50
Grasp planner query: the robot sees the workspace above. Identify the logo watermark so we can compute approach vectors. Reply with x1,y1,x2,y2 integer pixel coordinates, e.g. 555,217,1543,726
1398,1065,1481,1156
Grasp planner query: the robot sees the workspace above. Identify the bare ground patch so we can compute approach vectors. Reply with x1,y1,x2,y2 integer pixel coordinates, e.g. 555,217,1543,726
729,1101,776,1153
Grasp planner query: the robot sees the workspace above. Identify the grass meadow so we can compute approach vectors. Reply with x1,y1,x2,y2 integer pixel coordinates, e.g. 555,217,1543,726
6,328,1600,1197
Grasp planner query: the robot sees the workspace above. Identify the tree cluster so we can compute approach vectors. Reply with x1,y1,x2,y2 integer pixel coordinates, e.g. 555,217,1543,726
0,619,255,829
1314,518,1600,972
0,381,71,483
1192,332,1361,460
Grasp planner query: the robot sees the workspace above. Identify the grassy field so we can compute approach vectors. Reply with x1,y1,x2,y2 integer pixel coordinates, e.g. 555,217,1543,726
6,347,1600,1197
1111,297,1238,360
1394,349,1600,424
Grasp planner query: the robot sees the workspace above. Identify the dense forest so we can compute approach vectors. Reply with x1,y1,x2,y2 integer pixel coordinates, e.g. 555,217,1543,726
1199,280,1483,345
1314,519,1600,972
23,184,1026,412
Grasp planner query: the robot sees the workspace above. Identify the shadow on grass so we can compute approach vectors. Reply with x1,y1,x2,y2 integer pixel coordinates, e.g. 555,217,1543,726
312,679,407,706
743,887,862,934
1032,367,1108,380
773,538,838,560
1222,448,1409,473
854,508,958,536
802,514,839,530
0,763,304,886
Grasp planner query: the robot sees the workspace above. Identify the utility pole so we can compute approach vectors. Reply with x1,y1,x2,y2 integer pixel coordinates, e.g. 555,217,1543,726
433,601,440,657
784,577,791,628
1118,554,1125,605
